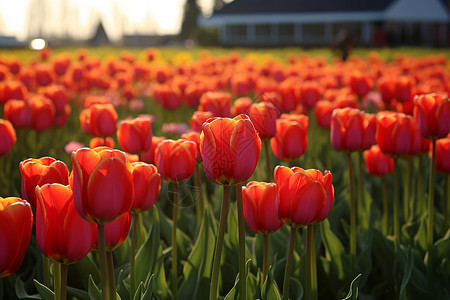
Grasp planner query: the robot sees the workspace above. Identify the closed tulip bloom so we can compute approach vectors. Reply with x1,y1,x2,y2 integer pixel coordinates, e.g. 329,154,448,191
274,166,334,227
242,181,282,234
89,137,115,148
153,84,182,110
248,102,278,139
140,136,165,164
270,117,308,162
0,119,16,156
131,162,161,213
155,139,197,182
4,99,31,129
89,103,118,137
35,184,96,264
349,71,373,98
181,131,202,162
363,145,394,177
0,197,33,278
29,95,56,131
377,76,396,103
200,114,261,186
395,76,415,103
190,111,214,132
71,147,134,224
117,117,153,154
20,157,69,207
376,112,419,157
0,80,27,104
331,108,376,152
93,212,131,251
414,93,450,139
299,81,322,109
314,100,337,129
435,136,450,174
231,97,253,116
198,91,232,117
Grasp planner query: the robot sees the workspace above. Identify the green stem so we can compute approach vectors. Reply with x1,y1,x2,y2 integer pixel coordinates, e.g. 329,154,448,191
382,177,389,235
98,224,109,300
446,175,450,227
282,227,296,300
306,225,317,300
194,164,204,224
262,234,269,283
236,184,246,300
35,131,40,157
357,151,364,221
394,159,400,240
55,262,61,300
43,255,50,288
107,251,116,300
417,155,426,216
427,140,436,291
60,264,68,300
130,213,138,298
209,185,230,300
264,140,272,182
172,182,179,300
402,158,411,223
347,153,356,269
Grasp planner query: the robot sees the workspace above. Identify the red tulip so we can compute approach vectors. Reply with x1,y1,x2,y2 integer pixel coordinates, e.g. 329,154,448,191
270,116,308,162
349,71,373,98
376,111,421,157
181,131,202,162
299,81,322,109
190,111,214,132
39,84,70,112
20,157,69,207
377,76,396,104
200,114,261,186
93,212,131,251
0,197,33,278
331,108,376,152
35,184,96,264
155,139,197,182
242,181,282,234
4,99,31,129
28,95,56,131
0,119,16,156
71,147,134,224
88,104,118,137
248,101,278,139
184,82,207,108
117,117,153,154
231,97,253,117
363,145,395,177
131,162,161,213
274,166,334,227
140,136,166,164
414,93,450,140
395,76,415,103
153,84,182,110
198,91,232,117
0,80,27,104
435,136,450,174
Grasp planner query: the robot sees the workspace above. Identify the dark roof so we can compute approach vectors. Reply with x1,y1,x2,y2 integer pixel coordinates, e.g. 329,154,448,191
214,0,396,15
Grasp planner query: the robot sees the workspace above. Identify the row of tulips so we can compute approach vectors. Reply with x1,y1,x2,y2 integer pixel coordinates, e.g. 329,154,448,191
0,48,449,299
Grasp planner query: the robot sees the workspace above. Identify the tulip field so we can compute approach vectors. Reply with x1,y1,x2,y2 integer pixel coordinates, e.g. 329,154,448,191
0,46,450,300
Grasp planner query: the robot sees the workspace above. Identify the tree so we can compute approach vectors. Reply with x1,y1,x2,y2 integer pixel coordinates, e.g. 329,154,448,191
178,0,201,40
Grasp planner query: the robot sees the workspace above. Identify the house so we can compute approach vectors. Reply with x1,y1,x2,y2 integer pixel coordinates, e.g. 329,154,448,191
198,0,450,47
0,36,26,48
90,21,110,47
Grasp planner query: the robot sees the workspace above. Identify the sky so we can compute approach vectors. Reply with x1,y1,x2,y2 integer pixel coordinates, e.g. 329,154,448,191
0,0,218,41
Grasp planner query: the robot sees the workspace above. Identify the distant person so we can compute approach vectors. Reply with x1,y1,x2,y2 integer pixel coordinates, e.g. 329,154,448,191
333,29,354,61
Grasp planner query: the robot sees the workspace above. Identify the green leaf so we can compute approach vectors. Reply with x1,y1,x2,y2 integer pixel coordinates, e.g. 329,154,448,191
88,274,102,300
75,253,101,288
399,248,413,299
67,286,90,300
15,277,41,299
159,207,193,260
342,273,362,300
33,279,54,300
223,260,257,300
288,277,303,300
178,207,217,299
133,282,144,300
261,267,281,300
141,274,155,300
321,218,345,280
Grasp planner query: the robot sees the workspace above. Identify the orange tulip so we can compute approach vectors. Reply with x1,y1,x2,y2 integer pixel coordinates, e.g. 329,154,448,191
198,91,232,117
89,137,115,148
349,71,373,98
242,181,282,234
130,162,161,213
181,131,202,162
363,145,395,177
190,110,214,132
140,136,166,165
274,166,334,227
35,184,96,264
435,136,450,174
231,97,253,117
270,116,308,162
200,114,261,186
117,117,153,154
71,147,133,224
0,119,16,156
0,197,33,278
248,102,278,139
0,80,27,105
20,157,69,207
155,139,197,182
85,103,118,137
